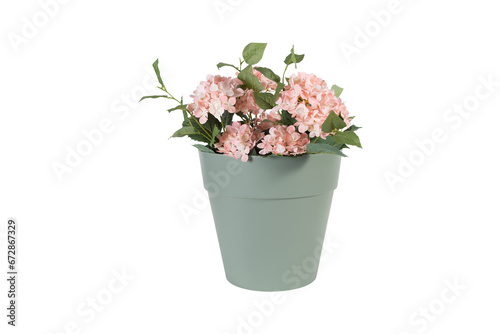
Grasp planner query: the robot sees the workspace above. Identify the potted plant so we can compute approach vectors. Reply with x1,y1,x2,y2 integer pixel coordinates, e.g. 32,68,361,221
141,43,362,291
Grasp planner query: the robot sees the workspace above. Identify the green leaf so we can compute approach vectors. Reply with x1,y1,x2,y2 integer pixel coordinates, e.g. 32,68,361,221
182,118,211,143
193,144,215,153
284,45,305,68
167,104,188,112
280,110,296,126
171,126,200,138
254,67,280,83
236,111,249,122
242,43,267,65
346,124,362,132
306,143,347,157
314,136,348,150
210,126,220,146
322,112,347,133
217,62,240,71
331,131,362,148
221,110,234,127
139,95,169,102
274,82,285,96
331,85,343,97
152,59,165,88
182,109,189,122
254,92,276,110
206,114,222,131
238,65,263,92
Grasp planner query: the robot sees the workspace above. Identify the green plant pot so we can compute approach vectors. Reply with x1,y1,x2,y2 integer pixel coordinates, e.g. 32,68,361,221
199,151,341,291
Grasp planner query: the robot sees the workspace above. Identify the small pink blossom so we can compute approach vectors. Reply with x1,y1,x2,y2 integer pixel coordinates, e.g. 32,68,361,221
254,68,278,91
257,125,310,156
235,89,260,115
235,69,278,115
279,72,350,138
255,108,281,131
214,122,263,162
188,75,244,124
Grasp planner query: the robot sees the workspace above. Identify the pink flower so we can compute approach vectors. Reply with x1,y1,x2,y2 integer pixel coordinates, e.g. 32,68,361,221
214,122,263,162
279,72,350,138
257,125,310,156
254,68,278,91
255,108,281,131
188,75,244,124
235,89,260,115
234,69,279,115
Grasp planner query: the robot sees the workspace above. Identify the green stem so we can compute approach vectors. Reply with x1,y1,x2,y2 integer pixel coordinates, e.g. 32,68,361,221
160,87,212,139
281,63,290,83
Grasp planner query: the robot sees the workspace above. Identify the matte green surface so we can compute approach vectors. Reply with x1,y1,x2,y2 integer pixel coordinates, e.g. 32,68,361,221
199,152,341,291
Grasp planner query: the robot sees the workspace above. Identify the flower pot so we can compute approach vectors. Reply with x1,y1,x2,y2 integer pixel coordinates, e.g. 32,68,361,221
199,151,342,291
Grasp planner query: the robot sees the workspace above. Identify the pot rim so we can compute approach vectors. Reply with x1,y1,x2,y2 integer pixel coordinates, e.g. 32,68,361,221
198,150,342,162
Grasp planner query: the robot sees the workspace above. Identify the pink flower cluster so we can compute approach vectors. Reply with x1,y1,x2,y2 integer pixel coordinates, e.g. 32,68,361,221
214,122,263,162
279,72,350,138
235,69,278,115
188,71,351,161
257,125,310,156
188,75,244,124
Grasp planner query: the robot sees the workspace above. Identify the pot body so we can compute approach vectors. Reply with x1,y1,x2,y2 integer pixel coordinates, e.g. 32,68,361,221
199,151,341,291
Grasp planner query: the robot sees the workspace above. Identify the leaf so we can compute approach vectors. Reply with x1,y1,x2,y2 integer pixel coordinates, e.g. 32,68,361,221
182,118,211,143
242,43,267,65
206,114,222,131
331,85,343,97
193,144,215,153
152,59,165,88
284,45,305,68
306,143,347,157
331,131,362,148
236,111,249,122
280,110,296,126
321,112,347,133
254,92,276,110
314,136,348,150
274,82,285,99
182,109,189,122
210,126,220,146
171,126,200,138
217,62,240,71
139,95,169,102
238,65,263,92
167,104,188,112
346,124,362,132
254,67,280,83
221,110,234,127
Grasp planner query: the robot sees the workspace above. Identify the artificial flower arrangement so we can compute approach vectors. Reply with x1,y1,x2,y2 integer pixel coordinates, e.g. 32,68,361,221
141,43,362,160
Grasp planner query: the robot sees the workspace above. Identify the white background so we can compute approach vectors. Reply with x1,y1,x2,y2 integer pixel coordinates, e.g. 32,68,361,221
1,0,499,333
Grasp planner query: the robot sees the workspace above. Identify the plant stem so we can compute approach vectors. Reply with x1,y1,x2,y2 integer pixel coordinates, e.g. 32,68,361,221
281,63,290,83
159,87,213,139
